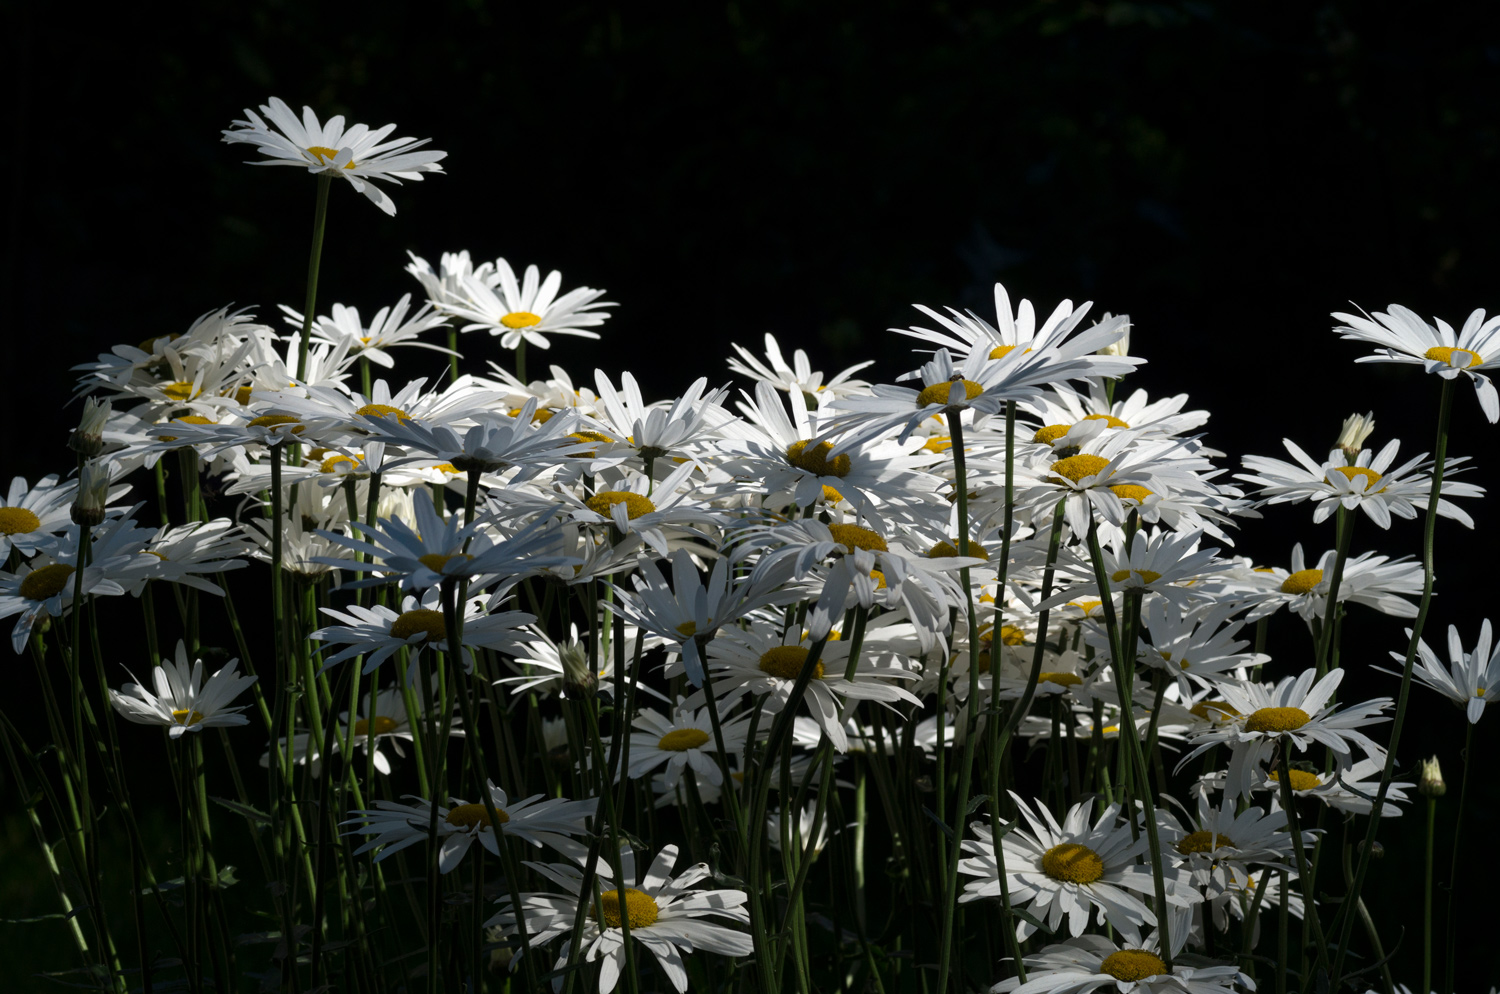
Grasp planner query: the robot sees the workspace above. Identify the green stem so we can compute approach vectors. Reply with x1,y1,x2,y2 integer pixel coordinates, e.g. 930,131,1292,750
1442,722,1473,994
296,174,333,382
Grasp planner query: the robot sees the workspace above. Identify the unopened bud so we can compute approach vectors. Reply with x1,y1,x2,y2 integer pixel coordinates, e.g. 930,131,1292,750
1095,313,1131,357
68,398,112,458
1335,412,1375,463
1419,756,1446,797
558,639,596,698
70,460,111,527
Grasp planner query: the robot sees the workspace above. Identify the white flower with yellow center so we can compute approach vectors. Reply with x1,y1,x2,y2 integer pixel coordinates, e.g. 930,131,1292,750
286,294,451,369
991,934,1250,994
265,375,504,437
362,398,590,478
0,475,78,559
1045,528,1225,614
958,793,1194,943
1253,543,1422,623
1178,668,1390,799
1238,438,1480,529
590,370,731,461
689,628,920,753
727,332,875,404
0,554,131,653
1022,379,1210,444
1376,620,1500,724
1130,599,1266,698
1333,303,1500,422
436,258,612,351
628,703,752,787
1158,792,1306,882
222,97,446,216
343,781,596,873
110,640,257,738
486,844,753,994
312,592,537,678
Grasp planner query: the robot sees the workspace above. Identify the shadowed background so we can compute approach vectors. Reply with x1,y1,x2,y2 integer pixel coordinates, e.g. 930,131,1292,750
5,1,1498,988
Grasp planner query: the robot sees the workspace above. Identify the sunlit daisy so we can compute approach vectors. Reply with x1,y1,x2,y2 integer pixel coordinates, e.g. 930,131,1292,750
627,703,753,788
110,640,257,737
1376,620,1500,723
991,933,1249,994
1333,303,1500,422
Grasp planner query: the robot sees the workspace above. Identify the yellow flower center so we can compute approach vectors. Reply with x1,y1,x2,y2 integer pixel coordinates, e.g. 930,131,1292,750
594,888,660,929
431,463,460,474
567,430,614,457
229,385,254,405
928,538,988,560
389,609,447,643
161,381,198,401
306,146,357,169
417,553,472,575
916,379,984,408
1331,466,1384,489
820,485,846,504
1032,424,1073,445
19,564,76,601
1039,672,1082,687
921,435,953,454
988,344,1031,360
1268,769,1322,791
1280,569,1324,594
1069,598,1102,615
1049,454,1111,484
585,492,656,520
1243,706,1311,733
1424,346,1480,369
353,716,400,737
1176,830,1235,854
1040,842,1105,884
1109,484,1153,502
1189,701,1239,722
355,403,412,423
1100,950,1167,982
320,454,364,473
247,414,305,435
1084,413,1130,428
500,311,543,329
444,803,509,829
657,728,711,751
0,507,41,535
157,414,216,442
869,569,887,589
785,439,852,477
171,709,206,727
1111,568,1162,585
759,646,823,681
827,523,888,554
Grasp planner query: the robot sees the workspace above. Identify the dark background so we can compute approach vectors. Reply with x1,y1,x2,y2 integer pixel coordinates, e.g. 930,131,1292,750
6,1,1497,988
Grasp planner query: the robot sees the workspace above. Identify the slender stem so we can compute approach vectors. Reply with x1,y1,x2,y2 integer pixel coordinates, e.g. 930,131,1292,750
1442,722,1474,994
1315,505,1355,678
1424,793,1437,994
296,174,333,382
1331,376,1454,983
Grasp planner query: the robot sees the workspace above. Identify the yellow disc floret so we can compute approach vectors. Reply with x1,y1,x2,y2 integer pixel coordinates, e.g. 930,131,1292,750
20,564,76,601
586,492,656,520
1100,950,1167,982
1268,769,1322,791
306,146,357,169
353,716,400,737
594,888,660,929
390,609,447,643
1109,484,1153,502
657,729,711,751
417,552,472,574
1084,413,1130,428
445,803,509,829
500,311,542,329
758,646,823,681
1280,569,1324,595
1111,568,1162,585
161,381,198,401
1040,842,1105,884
1039,672,1082,687
916,379,984,408
1189,701,1239,722
1176,830,1235,854
171,709,206,727
1033,424,1073,445
785,439,852,477
0,507,41,536
928,538,988,560
355,403,412,423
1331,466,1384,489
827,523,888,554
1425,346,1481,369
1244,707,1311,733
321,454,364,473
1049,454,1110,484
248,414,305,435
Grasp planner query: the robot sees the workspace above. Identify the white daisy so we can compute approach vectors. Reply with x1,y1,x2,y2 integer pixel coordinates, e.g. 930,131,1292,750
1332,303,1500,422
222,96,447,215
110,640,257,738
627,703,753,788
1376,620,1500,723
436,258,613,351
991,933,1251,994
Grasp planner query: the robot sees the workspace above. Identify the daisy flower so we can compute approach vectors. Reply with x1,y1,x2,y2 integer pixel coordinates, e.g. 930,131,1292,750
0,555,131,653
289,294,452,369
627,703,753,788
1237,438,1480,529
0,475,79,559
1376,620,1500,723
222,96,447,215
110,641,257,737
486,844,753,994
312,593,537,677
590,371,731,461
344,781,596,872
726,332,874,404
992,933,1251,994
1332,303,1500,422
1255,544,1422,623
958,793,1191,943
437,258,613,351
1177,668,1390,799
363,399,589,476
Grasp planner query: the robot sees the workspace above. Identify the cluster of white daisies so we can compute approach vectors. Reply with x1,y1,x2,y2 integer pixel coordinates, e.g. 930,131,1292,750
5,96,1499,994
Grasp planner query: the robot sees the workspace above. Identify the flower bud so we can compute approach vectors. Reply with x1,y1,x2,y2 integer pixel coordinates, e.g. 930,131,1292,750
68,398,112,458
1335,412,1375,464
558,638,596,698
1418,755,1446,797
70,459,111,527
1095,313,1131,357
